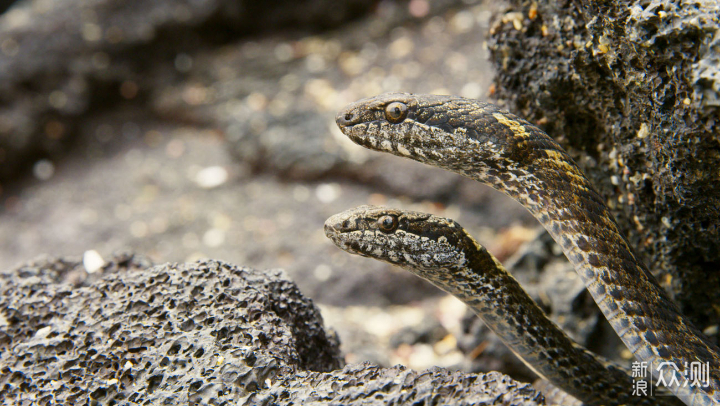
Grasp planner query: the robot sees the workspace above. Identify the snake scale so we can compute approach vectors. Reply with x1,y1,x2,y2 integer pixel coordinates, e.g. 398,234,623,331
325,205,681,405
332,93,720,406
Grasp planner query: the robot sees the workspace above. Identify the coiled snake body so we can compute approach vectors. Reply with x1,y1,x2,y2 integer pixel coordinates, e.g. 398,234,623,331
334,93,720,406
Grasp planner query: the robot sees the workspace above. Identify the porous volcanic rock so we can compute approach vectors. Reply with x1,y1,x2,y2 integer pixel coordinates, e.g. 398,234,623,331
0,255,544,405
0,256,342,404
258,363,544,406
488,0,720,332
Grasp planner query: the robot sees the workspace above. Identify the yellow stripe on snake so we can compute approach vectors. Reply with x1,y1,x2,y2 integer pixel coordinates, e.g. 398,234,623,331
332,93,720,406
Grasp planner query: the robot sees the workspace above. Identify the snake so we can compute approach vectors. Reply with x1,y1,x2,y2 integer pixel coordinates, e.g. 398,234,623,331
332,93,720,406
325,205,683,405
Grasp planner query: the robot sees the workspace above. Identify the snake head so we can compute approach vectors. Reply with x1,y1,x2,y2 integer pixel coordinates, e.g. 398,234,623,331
324,205,472,271
336,92,527,172
335,93,573,190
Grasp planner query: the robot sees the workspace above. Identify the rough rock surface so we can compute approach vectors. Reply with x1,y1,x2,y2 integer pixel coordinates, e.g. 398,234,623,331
488,0,720,333
260,363,544,406
0,256,343,404
0,255,544,405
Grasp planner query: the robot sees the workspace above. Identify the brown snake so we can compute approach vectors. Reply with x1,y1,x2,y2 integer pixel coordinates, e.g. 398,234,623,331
325,205,680,405
334,93,720,406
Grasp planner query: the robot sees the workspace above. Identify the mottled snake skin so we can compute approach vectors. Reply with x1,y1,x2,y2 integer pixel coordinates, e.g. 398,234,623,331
325,205,681,406
334,93,720,406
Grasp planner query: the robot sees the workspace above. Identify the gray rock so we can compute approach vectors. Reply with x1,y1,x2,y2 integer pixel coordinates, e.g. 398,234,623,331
0,255,544,405
0,256,342,404
258,363,544,406
488,0,720,334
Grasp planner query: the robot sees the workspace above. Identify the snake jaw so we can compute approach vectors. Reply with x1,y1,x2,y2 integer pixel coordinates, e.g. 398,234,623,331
325,205,471,271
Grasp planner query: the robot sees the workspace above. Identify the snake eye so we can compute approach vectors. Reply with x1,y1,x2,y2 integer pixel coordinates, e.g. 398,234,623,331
385,102,408,124
377,215,399,233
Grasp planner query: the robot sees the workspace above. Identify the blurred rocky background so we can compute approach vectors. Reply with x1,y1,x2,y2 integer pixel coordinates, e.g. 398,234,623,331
1,0,718,403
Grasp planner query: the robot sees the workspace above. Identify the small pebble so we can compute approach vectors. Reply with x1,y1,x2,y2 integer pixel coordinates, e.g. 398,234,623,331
83,250,105,273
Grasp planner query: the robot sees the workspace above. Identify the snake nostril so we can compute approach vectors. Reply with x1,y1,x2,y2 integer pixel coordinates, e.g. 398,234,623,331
344,113,353,122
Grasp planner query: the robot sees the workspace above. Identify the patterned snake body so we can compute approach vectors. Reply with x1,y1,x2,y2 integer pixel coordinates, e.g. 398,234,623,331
335,93,720,406
325,205,679,405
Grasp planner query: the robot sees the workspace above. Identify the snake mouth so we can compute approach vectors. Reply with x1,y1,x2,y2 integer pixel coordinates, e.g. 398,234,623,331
323,212,351,237
323,217,357,251
324,222,367,256
335,107,377,150
323,221,339,239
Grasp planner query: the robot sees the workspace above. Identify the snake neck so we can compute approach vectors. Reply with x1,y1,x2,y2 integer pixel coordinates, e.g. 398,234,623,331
464,160,720,405
409,239,675,406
